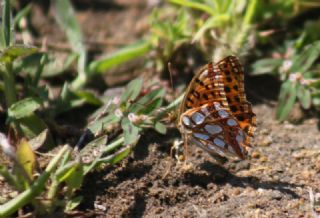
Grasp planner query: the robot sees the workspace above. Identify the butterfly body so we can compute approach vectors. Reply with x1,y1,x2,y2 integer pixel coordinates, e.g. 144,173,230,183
178,56,256,160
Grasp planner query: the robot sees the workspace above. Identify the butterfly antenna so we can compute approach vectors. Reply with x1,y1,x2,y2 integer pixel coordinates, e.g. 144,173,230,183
168,62,175,92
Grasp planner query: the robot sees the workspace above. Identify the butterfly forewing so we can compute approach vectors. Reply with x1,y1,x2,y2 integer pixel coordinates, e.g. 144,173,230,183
179,63,229,113
178,55,256,160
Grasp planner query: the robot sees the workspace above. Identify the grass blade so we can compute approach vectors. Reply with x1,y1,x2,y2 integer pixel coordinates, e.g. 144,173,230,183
88,40,152,74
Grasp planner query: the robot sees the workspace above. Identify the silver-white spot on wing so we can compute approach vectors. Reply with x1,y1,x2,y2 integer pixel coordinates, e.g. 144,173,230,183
218,110,229,118
213,137,225,148
227,145,235,154
204,124,222,135
200,106,210,116
182,115,191,126
227,118,237,126
208,144,225,156
213,102,221,109
200,69,208,78
236,134,244,144
192,112,205,124
193,133,210,140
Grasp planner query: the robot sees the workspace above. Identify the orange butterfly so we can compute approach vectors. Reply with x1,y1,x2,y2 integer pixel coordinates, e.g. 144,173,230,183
178,56,256,160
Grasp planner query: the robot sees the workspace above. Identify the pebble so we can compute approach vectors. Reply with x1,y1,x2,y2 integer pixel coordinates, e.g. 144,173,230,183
251,151,260,159
260,136,273,147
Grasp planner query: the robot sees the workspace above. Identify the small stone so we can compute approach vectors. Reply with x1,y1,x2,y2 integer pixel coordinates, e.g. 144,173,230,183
251,151,260,159
232,188,241,196
260,136,272,147
260,156,268,162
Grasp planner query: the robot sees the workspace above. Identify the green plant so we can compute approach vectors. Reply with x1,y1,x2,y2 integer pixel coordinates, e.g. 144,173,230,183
166,0,258,61
0,0,51,140
252,37,320,121
0,75,182,216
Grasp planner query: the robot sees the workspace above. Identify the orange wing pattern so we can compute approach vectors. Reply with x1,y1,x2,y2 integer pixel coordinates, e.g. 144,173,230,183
178,56,256,159
217,56,256,144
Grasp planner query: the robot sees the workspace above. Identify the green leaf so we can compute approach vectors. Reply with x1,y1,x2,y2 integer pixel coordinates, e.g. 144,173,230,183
193,15,230,42
13,4,32,26
276,81,297,121
138,98,163,115
0,45,38,63
54,0,84,54
1,0,12,48
16,139,36,180
312,95,320,107
65,196,83,211
56,83,102,115
80,135,107,159
18,114,52,143
290,41,320,73
87,114,120,134
88,40,152,74
15,53,77,78
56,161,79,182
250,58,283,75
297,85,311,109
169,0,216,16
108,145,132,165
74,90,103,106
120,78,143,103
42,53,77,77
154,121,167,134
65,164,84,189
28,129,49,151
121,117,140,145
8,97,41,120
129,88,165,114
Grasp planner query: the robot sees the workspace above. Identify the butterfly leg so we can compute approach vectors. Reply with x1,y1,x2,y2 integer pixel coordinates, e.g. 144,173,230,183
181,134,194,171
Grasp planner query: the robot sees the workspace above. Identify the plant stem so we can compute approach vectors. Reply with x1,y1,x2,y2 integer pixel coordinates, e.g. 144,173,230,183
0,145,70,217
2,63,17,107
2,0,11,48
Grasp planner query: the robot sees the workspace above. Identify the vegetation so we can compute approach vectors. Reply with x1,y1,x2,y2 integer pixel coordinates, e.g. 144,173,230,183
0,0,320,216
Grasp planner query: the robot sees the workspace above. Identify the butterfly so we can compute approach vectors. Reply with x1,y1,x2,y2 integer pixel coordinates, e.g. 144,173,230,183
178,55,256,160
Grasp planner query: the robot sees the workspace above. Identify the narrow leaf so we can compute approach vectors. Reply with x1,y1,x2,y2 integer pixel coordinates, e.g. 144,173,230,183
120,78,143,103
297,85,311,109
121,117,140,145
88,40,152,74
0,45,38,63
54,0,84,53
129,88,165,113
276,81,297,121
290,41,320,73
154,121,167,134
8,97,41,120
251,58,283,75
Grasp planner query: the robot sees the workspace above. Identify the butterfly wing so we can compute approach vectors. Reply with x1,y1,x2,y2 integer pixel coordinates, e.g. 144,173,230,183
216,56,256,145
179,62,229,115
178,56,256,159
180,103,247,159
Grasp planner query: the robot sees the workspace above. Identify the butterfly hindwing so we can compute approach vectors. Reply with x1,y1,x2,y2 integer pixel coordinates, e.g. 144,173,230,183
178,56,256,159
179,103,247,159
